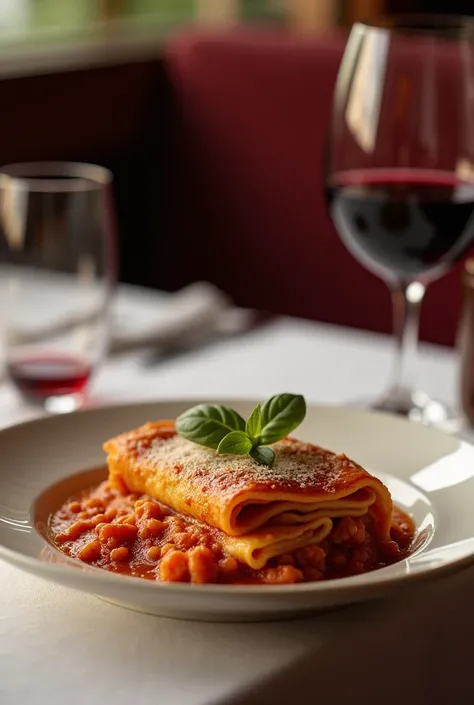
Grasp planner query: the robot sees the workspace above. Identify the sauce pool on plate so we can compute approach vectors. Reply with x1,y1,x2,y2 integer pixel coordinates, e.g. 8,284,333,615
48,476,415,585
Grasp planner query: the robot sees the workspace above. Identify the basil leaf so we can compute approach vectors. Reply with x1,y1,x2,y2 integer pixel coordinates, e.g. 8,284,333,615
176,394,306,463
245,403,262,442
249,446,275,466
217,431,253,456
176,404,246,449
259,394,306,445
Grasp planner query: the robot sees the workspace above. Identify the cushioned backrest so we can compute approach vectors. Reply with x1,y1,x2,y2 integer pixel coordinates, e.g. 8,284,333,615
163,29,466,345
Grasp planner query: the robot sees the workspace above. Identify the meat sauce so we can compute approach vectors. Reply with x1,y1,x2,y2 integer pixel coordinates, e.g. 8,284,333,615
49,480,415,585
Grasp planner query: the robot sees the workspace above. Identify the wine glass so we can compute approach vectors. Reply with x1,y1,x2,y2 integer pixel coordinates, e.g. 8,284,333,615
0,162,117,413
326,15,474,425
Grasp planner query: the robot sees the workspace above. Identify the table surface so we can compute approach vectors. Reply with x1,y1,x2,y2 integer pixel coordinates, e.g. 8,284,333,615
0,283,463,705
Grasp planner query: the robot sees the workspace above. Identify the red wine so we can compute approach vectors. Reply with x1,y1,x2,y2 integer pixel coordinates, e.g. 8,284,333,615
327,169,474,281
7,355,91,401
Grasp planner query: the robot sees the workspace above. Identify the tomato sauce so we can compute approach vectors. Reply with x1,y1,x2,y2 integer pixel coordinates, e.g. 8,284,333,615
48,480,415,585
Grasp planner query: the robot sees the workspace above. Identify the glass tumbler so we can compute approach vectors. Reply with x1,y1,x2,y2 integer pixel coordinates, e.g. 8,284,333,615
0,162,117,412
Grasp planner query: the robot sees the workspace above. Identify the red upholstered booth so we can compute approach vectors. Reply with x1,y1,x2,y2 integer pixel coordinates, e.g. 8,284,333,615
161,29,466,346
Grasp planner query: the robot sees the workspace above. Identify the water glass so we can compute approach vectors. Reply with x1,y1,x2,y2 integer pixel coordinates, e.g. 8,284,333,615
0,162,117,412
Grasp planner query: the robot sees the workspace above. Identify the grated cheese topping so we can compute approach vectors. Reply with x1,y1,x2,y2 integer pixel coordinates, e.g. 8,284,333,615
143,434,349,493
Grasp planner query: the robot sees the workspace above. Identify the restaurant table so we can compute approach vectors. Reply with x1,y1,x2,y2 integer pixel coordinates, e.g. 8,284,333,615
0,283,465,705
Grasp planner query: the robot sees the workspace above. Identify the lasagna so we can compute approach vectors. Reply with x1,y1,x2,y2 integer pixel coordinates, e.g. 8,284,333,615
49,421,414,584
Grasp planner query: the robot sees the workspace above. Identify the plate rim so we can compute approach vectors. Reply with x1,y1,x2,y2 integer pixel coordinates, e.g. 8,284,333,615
0,398,473,600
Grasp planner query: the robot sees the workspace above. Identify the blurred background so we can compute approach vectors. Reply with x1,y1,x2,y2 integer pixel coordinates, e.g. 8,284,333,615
1,0,473,350
0,2,472,37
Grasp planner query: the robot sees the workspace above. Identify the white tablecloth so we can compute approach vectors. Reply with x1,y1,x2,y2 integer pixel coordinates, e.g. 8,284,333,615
0,284,462,705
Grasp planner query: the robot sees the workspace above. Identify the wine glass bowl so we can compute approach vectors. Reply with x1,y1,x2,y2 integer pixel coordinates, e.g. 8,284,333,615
326,16,474,424
0,162,116,412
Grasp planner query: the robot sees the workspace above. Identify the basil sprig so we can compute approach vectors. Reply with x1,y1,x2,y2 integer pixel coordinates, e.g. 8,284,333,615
176,394,306,466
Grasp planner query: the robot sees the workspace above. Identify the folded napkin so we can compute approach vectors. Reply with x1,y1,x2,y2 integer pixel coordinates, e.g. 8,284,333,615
110,282,253,354
4,280,254,356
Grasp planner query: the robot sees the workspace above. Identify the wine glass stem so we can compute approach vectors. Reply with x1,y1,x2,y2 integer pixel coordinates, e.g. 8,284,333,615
389,281,426,399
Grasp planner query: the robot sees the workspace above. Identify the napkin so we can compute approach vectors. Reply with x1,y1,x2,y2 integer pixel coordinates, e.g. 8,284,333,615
226,565,474,705
3,280,254,356
110,282,253,354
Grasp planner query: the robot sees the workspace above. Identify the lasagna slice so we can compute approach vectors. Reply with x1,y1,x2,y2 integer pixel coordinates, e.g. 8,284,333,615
104,421,394,571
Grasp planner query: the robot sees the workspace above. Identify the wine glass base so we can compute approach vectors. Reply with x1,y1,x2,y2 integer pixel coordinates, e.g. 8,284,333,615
372,389,454,427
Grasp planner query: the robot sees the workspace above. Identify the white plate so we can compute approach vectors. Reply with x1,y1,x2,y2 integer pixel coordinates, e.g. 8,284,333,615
0,399,473,622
